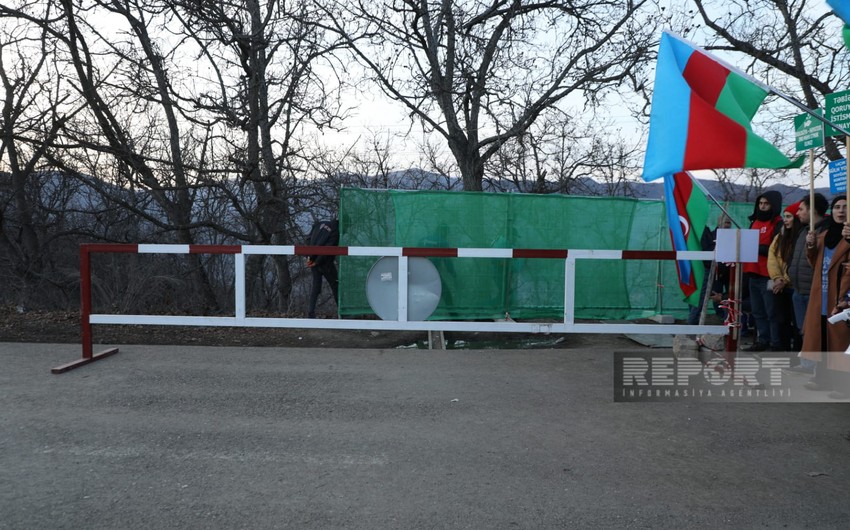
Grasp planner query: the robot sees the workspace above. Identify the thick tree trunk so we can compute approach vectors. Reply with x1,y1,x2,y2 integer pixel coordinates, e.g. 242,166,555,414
459,159,485,192
449,136,485,191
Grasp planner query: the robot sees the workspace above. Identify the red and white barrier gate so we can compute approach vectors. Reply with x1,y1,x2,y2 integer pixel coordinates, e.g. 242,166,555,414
52,244,729,373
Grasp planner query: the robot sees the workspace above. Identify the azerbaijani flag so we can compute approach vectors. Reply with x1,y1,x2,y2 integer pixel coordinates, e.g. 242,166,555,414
643,32,803,182
664,171,710,306
827,0,850,50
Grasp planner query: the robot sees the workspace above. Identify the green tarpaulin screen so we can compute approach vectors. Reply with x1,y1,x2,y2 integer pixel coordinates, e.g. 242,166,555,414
338,188,754,320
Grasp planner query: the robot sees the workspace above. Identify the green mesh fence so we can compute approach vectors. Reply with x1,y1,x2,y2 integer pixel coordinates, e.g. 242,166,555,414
338,188,754,320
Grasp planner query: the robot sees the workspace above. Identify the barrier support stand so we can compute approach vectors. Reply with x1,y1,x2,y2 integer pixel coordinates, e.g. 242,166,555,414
52,245,120,374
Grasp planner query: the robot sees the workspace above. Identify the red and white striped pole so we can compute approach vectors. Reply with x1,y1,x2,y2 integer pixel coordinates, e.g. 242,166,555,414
50,243,727,373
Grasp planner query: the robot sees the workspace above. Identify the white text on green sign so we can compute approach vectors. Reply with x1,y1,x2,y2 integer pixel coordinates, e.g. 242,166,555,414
825,90,850,137
795,110,824,151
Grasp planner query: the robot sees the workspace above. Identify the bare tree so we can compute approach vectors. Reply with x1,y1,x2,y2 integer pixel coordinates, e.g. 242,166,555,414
0,11,90,307
483,102,646,196
1,0,351,313
319,0,658,191
0,24,51,296
13,0,222,310
167,0,350,311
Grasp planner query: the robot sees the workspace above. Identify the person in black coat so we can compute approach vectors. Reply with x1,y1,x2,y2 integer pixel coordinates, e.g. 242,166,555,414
306,219,340,318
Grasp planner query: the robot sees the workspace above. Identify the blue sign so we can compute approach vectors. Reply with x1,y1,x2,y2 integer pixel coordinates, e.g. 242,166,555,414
830,158,847,194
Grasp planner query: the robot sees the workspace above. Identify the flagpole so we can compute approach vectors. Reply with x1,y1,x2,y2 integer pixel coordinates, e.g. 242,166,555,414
809,149,815,233
687,172,742,229
698,260,716,326
679,170,739,355
769,89,850,138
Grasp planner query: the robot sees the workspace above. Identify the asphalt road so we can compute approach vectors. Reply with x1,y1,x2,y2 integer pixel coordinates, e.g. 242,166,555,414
2,342,849,529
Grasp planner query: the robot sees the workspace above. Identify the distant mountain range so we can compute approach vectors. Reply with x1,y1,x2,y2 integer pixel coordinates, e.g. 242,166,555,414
376,169,831,204
3,169,831,222
627,178,831,203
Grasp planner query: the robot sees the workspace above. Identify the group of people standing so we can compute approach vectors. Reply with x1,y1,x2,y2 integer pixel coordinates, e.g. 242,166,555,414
742,191,850,399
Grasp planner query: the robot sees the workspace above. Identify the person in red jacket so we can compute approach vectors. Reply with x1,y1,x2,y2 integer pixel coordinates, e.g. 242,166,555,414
743,191,783,352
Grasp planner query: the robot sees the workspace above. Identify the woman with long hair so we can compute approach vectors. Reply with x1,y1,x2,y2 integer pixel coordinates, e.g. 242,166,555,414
767,202,802,351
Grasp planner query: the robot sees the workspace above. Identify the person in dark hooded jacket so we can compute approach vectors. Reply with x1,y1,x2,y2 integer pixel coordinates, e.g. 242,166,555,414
306,219,340,318
743,190,783,351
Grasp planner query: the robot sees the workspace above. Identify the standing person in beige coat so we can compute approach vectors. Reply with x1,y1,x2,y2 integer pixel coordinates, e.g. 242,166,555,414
768,202,802,351
801,197,850,399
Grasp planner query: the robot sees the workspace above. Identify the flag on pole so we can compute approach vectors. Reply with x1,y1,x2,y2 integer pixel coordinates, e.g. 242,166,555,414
827,0,850,50
664,171,710,306
642,32,803,182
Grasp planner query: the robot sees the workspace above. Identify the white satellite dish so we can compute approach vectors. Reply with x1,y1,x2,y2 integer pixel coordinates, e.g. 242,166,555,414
366,257,442,321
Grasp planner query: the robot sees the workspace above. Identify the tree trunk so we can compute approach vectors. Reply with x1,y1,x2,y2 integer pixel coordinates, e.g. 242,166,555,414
245,0,293,310
450,138,485,191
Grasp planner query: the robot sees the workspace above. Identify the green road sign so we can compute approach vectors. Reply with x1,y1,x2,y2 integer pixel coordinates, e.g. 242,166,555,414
795,110,824,151
825,90,850,137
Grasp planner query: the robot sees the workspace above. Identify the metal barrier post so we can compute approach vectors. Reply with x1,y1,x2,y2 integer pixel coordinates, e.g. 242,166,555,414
564,257,576,326
235,253,246,321
398,256,409,322
52,244,120,374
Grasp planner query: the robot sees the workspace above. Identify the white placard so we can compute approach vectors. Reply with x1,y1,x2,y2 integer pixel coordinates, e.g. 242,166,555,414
715,229,759,263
